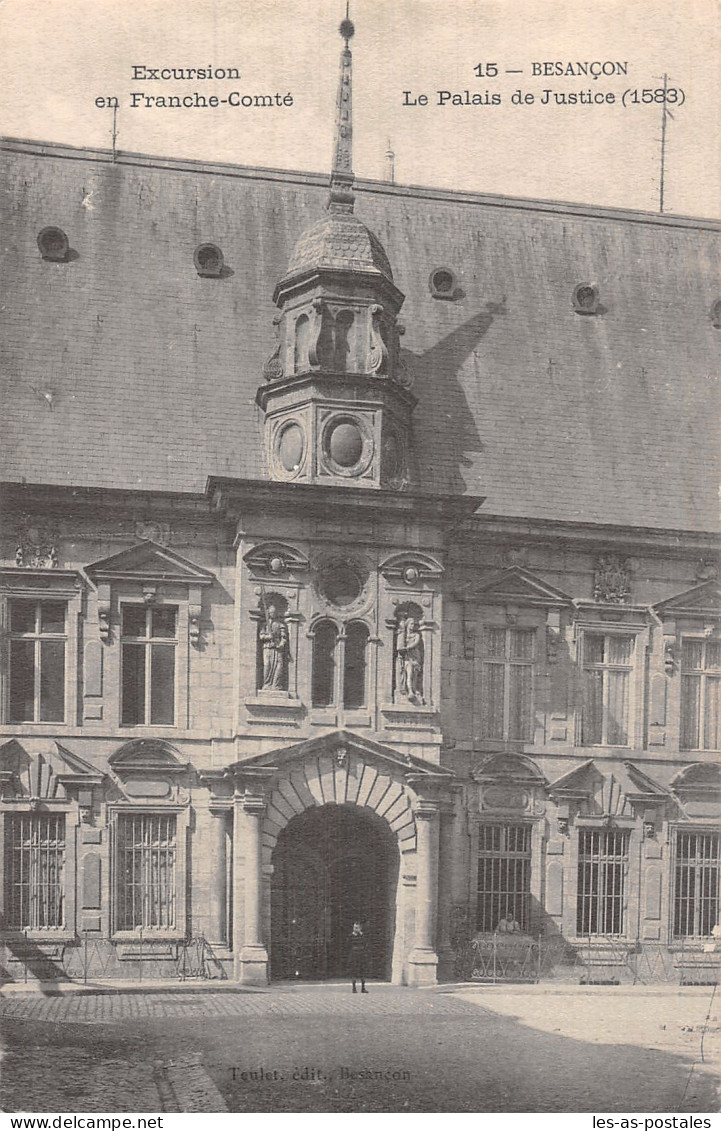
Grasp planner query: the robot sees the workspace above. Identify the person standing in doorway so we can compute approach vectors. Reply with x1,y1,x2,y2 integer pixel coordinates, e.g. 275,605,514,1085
348,921,369,993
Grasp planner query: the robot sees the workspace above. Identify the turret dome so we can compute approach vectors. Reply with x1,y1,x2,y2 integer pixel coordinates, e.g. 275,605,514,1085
284,211,393,282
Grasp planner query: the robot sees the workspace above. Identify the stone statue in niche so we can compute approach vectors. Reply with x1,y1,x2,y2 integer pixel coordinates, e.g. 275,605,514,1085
259,597,290,692
396,612,425,705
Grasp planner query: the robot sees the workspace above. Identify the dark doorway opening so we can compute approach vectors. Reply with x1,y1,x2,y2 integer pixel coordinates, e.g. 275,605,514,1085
270,803,398,981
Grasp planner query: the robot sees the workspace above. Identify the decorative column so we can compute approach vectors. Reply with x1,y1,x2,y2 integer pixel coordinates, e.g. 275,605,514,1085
231,766,276,985
436,805,457,980
207,806,229,946
407,797,441,986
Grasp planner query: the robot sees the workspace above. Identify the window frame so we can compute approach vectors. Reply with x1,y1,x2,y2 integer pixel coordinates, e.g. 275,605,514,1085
575,825,631,938
7,598,68,724
476,820,533,933
109,805,188,941
3,810,67,931
575,620,647,749
679,635,721,752
0,572,81,732
119,602,179,728
0,804,78,941
480,626,536,743
671,826,720,940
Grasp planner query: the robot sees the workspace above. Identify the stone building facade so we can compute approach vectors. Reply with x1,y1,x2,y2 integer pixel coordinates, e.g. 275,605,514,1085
1,33,720,987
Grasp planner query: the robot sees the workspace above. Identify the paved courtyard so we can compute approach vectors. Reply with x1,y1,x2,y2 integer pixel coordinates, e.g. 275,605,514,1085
0,983,718,1113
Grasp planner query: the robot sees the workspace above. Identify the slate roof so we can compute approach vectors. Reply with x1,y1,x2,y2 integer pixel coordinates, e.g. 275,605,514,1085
285,212,394,282
2,139,720,532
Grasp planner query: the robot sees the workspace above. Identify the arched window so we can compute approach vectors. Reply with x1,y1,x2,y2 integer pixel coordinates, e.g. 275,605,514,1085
343,622,369,708
294,314,310,373
333,310,354,372
312,620,337,707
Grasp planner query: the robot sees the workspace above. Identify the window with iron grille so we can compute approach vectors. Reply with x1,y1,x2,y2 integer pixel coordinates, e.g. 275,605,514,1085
115,812,177,931
120,605,177,726
476,823,532,932
673,830,720,938
680,639,721,751
576,828,629,936
481,628,535,742
581,632,634,746
4,813,66,930
8,599,66,723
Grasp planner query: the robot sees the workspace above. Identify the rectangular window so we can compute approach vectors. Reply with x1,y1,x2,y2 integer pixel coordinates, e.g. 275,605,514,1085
4,813,66,930
680,639,721,751
673,830,720,938
8,599,66,723
120,605,177,726
476,823,532,932
576,828,629,936
581,632,634,745
115,812,177,931
482,628,535,742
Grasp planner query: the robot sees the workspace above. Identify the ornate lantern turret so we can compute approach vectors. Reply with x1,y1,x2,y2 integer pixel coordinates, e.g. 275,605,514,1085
257,15,415,490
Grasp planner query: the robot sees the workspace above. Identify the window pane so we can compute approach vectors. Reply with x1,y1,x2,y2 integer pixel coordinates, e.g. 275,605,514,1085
122,642,146,725
9,639,35,721
606,670,629,744
581,669,603,744
508,663,533,740
40,602,66,635
10,600,36,633
482,662,505,739
607,635,633,665
484,628,506,659
122,606,148,638
151,607,177,639
584,635,605,665
510,629,534,661
39,640,65,721
5,814,65,930
704,676,721,750
477,822,531,933
150,644,175,725
116,813,176,932
680,674,701,749
706,642,721,670
682,640,704,670
312,623,336,707
343,623,368,709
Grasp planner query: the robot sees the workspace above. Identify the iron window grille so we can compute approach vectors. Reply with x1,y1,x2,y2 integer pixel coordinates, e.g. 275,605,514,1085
673,830,720,938
115,812,177,932
680,638,721,751
8,599,66,723
576,827,630,936
4,813,66,930
481,627,535,742
580,632,634,746
476,823,532,933
120,605,177,726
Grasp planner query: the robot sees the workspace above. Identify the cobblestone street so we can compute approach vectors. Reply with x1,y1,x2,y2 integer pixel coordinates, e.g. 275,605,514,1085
0,984,718,1113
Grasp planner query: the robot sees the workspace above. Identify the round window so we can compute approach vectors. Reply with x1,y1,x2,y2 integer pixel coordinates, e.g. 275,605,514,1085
278,422,305,473
328,420,363,467
318,560,364,606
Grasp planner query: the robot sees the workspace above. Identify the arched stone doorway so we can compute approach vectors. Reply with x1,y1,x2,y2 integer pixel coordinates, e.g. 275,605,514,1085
270,803,399,980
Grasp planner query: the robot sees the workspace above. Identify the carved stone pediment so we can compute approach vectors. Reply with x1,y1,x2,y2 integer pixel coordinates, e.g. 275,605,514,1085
379,551,443,586
548,759,673,821
0,739,103,801
472,752,546,816
109,739,188,779
459,567,572,608
654,580,721,620
85,540,215,587
243,541,310,577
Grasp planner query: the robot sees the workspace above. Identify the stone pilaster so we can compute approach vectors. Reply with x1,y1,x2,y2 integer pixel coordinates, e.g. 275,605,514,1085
407,797,440,986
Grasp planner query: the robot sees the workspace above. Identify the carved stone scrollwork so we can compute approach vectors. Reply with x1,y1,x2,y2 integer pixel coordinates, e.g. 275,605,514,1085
97,582,111,642
696,558,719,581
546,609,562,663
189,585,202,648
15,516,59,568
593,554,634,603
663,635,677,674
263,316,284,382
307,298,324,370
368,304,388,375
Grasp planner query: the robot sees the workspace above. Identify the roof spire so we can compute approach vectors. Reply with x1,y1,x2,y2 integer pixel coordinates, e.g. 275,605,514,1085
328,4,355,213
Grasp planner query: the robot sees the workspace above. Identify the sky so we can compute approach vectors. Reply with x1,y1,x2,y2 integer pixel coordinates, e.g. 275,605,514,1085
1,0,719,217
